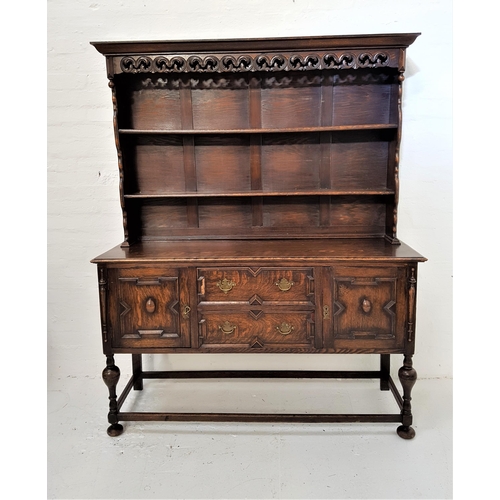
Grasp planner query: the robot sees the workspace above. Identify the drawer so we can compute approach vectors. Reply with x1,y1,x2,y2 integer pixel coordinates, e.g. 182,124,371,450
198,310,316,350
331,266,407,350
108,267,191,348
197,267,315,305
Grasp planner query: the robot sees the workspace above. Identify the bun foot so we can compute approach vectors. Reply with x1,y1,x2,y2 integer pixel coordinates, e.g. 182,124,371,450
107,423,124,437
397,425,416,439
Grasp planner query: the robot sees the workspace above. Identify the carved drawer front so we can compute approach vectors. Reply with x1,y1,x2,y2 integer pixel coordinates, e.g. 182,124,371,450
332,266,407,350
109,268,190,348
198,310,316,350
197,267,315,305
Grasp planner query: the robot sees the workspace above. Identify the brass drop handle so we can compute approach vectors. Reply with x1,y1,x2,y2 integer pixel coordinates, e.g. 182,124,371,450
275,278,294,292
182,304,191,319
217,278,236,294
276,322,294,335
219,321,236,335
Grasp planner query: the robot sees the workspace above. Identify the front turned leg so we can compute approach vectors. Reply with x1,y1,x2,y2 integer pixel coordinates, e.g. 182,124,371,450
102,355,123,437
397,355,417,439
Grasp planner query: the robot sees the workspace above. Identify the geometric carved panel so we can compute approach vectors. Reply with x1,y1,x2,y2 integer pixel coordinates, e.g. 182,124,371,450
117,276,180,339
333,276,397,340
110,267,192,349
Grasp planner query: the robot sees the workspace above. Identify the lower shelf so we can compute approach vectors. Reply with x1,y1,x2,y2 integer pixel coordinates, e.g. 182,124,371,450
118,411,402,423
104,366,415,439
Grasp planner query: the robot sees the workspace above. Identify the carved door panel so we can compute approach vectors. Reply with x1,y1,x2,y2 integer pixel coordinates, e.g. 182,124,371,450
330,266,407,351
108,267,191,348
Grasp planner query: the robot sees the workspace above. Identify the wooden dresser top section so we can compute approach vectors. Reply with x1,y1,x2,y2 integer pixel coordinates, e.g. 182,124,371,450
90,33,422,246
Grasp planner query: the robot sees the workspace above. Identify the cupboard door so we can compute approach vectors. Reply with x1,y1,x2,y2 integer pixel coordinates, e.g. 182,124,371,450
331,266,407,351
109,267,191,348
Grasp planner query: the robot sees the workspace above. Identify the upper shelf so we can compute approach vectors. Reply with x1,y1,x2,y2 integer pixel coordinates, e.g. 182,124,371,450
119,124,398,135
124,189,395,199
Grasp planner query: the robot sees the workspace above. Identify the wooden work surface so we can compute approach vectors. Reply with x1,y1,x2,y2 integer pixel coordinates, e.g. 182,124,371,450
92,238,426,264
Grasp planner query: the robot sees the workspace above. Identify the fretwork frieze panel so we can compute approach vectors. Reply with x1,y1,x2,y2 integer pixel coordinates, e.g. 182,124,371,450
115,50,399,75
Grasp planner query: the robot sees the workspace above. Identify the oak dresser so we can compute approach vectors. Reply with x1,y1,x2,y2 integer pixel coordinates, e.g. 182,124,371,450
91,33,426,438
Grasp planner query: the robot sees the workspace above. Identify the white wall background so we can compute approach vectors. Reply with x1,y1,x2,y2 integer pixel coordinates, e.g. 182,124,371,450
47,0,453,382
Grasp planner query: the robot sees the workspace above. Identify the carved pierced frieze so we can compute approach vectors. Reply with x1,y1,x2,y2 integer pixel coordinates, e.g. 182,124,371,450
190,76,248,89
333,71,395,85
115,50,396,75
133,72,392,91
358,52,390,68
139,77,182,90
261,74,325,88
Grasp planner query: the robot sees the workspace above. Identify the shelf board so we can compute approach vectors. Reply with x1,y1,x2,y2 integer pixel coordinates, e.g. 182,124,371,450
124,189,395,199
119,124,398,135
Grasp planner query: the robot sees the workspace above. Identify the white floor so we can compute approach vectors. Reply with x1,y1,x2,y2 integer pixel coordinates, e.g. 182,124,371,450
48,369,452,499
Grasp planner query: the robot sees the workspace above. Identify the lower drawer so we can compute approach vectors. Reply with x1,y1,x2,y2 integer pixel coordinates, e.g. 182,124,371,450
198,310,316,350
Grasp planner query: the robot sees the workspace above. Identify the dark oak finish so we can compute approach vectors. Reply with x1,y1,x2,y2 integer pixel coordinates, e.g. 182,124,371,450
91,34,425,438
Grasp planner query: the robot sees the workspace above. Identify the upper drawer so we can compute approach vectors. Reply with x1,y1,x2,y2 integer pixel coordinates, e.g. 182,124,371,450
197,267,315,305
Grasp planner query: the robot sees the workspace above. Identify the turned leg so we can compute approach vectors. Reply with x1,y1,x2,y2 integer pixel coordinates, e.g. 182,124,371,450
102,355,123,437
397,355,417,439
132,354,143,391
380,354,390,391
